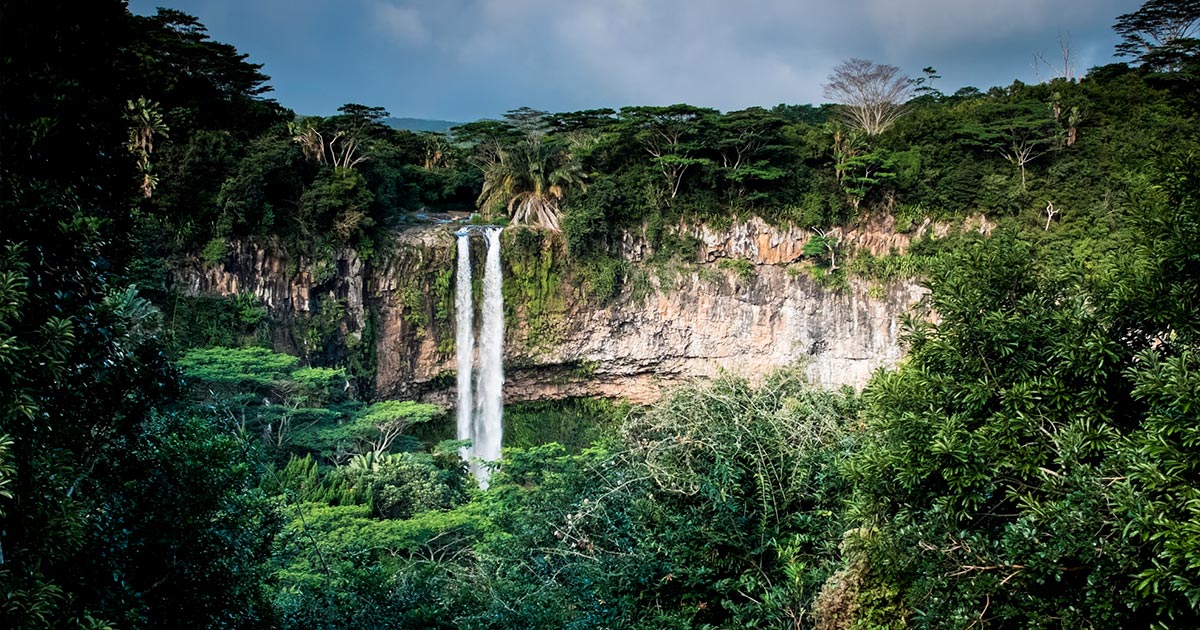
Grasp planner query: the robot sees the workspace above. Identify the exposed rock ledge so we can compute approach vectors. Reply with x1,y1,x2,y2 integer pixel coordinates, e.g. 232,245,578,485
618,213,992,266
175,219,933,404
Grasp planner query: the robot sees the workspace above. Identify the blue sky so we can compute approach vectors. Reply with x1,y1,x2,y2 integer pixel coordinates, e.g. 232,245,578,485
128,0,1139,122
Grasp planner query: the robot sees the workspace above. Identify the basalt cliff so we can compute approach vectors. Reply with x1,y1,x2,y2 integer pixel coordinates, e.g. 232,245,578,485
175,217,941,404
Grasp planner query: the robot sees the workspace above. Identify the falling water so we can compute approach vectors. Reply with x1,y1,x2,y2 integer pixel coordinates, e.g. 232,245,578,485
453,226,504,486
454,231,475,463
474,227,505,484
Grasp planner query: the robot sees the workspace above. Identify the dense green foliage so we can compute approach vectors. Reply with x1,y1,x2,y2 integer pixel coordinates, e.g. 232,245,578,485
843,153,1200,627
256,373,861,629
0,2,280,626
3,0,1199,628
504,397,630,452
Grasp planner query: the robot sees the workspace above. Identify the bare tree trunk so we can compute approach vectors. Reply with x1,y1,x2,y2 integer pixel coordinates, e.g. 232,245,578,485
1044,200,1058,230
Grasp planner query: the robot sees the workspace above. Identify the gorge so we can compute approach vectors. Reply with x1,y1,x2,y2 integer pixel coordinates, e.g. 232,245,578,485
11,1,1200,626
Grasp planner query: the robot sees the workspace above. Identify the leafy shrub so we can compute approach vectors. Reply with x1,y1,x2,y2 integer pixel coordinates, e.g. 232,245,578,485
164,294,271,350
200,237,228,266
178,345,299,389
503,397,628,452
465,371,861,628
576,255,626,301
338,447,470,520
717,257,755,279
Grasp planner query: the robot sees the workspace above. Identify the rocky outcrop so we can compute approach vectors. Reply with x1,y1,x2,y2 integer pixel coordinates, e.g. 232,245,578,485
619,213,992,266
175,219,931,404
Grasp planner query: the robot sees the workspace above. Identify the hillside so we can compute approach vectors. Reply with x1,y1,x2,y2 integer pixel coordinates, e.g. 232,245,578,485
383,116,463,133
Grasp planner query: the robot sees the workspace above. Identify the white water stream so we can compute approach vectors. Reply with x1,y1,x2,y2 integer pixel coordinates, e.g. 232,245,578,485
454,232,475,465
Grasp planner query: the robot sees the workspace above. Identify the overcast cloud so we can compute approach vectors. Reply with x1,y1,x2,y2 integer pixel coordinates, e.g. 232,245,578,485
129,0,1139,121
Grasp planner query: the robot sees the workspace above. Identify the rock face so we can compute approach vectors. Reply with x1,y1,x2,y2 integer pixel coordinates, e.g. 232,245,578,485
175,219,930,404
500,268,924,403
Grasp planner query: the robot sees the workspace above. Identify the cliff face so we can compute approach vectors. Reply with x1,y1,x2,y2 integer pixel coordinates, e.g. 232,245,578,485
175,219,930,404
499,267,923,403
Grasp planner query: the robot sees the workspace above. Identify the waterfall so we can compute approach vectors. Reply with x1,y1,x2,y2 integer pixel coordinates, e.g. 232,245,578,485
454,226,504,486
454,232,475,464
474,227,505,483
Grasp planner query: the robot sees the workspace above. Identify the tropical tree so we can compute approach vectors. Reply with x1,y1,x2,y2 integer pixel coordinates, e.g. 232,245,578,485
421,131,453,170
476,137,587,230
1107,154,1200,625
804,227,842,270
961,100,1057,191
618,104,716,200
305,400,441,459
711,107,788,205
125,97,170,197
289,119,370,170
1114,0,1200,71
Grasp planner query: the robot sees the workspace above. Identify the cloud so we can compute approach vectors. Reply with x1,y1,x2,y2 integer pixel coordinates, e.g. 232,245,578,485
537,2,826,107
370,0,429,46
362,0,1128,114
133,0,1134,119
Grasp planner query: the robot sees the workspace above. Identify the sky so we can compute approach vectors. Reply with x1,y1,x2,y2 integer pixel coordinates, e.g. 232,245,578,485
128,0,1141,122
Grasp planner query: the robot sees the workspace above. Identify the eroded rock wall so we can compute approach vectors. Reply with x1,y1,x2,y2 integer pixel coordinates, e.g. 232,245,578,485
498,268,924,403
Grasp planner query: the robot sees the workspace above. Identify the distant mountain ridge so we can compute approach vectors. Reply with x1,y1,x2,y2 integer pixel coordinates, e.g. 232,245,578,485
383,117,462,133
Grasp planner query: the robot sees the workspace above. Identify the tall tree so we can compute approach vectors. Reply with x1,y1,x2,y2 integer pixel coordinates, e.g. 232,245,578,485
1,1,168,625
961,100,1057,190
1114,0,1200,71
128,8,283,138
618,104,716,200
503,106,552,140
125,97,171,198
847,231,1145,628
1117,159,1200,619
289,104,390,171
709,108,787,205
912,66,944,99
130,7,290,250
824,59,914,135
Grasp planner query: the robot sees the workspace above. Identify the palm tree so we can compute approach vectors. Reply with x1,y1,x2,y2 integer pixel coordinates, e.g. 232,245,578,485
125,97,169,197
476,138,586,231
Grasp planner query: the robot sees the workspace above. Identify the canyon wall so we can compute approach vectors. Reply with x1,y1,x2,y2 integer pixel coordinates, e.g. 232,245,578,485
175,218,931,404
